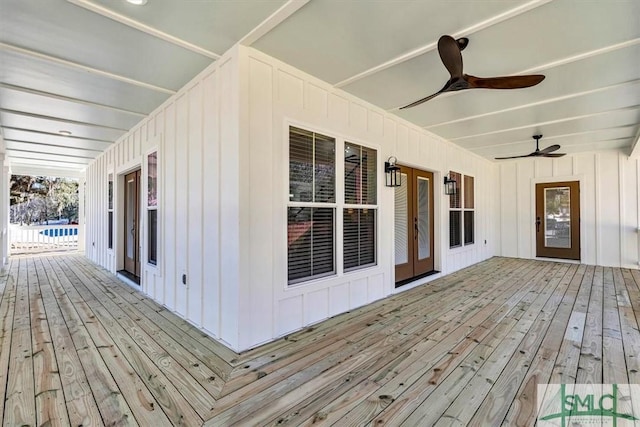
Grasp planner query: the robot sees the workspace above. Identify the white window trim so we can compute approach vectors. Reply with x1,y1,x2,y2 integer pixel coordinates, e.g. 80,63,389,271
285,121,380,288
144,147,161,273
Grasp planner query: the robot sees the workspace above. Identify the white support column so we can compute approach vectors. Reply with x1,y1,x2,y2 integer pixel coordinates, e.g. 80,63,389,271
78,173,86,253
1,157,9,266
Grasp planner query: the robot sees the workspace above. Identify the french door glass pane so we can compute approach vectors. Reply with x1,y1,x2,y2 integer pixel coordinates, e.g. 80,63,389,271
394,173,409,265
126,178,135,259
417,177,430,260
544,187,571,248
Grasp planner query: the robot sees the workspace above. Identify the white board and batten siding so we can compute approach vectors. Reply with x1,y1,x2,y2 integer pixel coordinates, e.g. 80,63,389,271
85,45,496,352
85,46,243,350
237,46,496,351
497,152,640,268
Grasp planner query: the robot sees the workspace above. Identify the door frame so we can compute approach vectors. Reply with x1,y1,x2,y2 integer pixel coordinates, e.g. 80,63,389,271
392,163,443,286
115,163,143,279
530,175,585,261
123,169,142,277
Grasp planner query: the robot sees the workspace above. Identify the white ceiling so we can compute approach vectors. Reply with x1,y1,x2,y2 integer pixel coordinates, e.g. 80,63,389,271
1,0,639,176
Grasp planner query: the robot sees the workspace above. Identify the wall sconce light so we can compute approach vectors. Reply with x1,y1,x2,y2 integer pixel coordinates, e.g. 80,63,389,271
384,157,401,187
444,174,457,195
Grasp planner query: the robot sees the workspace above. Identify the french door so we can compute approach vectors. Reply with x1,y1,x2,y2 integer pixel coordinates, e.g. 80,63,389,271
395,166,435,285
535,181,580,260
124,170,141,279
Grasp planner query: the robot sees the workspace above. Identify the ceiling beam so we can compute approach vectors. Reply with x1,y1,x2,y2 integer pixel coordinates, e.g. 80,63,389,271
450,105,640,141
334,0,552,89
9,163,84,179
425,79,640,130
66,0,220,60
0,82,147,117
0,108,129,132
240,0,311,46
0,42,176,95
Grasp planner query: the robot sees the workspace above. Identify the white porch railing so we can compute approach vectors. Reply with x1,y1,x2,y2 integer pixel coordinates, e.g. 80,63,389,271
9,224,79,254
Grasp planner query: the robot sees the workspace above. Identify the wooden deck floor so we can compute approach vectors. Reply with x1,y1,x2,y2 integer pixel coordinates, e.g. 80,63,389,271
1,255,640,426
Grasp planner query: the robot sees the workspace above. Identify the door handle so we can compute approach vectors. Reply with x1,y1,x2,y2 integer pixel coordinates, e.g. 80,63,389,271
414,218,418,240
536,217,541,233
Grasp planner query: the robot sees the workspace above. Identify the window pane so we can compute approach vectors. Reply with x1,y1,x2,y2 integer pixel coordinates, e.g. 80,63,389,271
289,127,335,203
449,171,461,209
544,187,571,249
394,173,409,265
464,175,474,209
344,208,376,270
148,210,157,265
148,152,158,207
288,207,335,283
464,211,474,245
345,143,359,205
314,134,335,203
345,143,377,205
417,177,430,260
108,174,113,210
362,146,377,205
450,211,461,248
289,127,314,202
108,211,113,249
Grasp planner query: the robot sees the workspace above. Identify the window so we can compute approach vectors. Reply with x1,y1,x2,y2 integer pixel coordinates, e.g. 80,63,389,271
344,142,377,270
108,173,113,249
287,126,378,284
288,127,336,284
147,151,158,265
449,171,474,248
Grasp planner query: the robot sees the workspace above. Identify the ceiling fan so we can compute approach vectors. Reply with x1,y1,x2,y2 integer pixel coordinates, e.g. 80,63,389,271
495,135,565,160
400,35,545,109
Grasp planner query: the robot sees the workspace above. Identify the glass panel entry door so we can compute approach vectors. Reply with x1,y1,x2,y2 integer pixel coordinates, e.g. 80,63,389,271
535,181,580,260
395,166,435,285
124,170,141,279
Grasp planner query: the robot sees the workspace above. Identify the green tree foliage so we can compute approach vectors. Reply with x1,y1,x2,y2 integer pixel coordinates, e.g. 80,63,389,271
10,175,79,225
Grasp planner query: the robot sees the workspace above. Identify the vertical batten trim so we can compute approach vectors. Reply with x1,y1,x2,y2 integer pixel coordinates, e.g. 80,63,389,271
594,153,601,265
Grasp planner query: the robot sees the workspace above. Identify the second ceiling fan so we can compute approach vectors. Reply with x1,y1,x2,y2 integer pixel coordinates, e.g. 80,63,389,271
401,35,545,109
495,135,565,160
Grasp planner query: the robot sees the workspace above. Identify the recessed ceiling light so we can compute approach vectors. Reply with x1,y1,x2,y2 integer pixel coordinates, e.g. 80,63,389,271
59,130,72,136
126,0,148,5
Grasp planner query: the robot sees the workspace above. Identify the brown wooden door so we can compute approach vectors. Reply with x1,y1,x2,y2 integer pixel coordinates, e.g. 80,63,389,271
535,181,580,260
124,170,141,278
395,166,435,285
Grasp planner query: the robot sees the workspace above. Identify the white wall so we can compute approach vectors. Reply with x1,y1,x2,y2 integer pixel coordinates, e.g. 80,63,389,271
85,46,244,350
235,46,497,350
497,152,640,268
85,43,500,352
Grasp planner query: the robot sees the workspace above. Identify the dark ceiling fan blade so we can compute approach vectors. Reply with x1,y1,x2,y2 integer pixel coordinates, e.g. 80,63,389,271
496,135,564,160
438,35,463,79
467,74,545,89
399,79,454,109
538,144,561,154
399,91,444,109
494,154,532,160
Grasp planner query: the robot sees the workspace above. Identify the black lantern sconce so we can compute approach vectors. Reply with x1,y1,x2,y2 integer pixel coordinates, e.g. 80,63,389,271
444,174,457,196
384,157,401,187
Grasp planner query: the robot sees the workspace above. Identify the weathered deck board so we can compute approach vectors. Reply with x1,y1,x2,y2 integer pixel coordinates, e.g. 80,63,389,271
1,254,639,427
